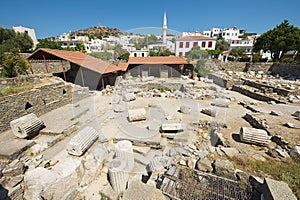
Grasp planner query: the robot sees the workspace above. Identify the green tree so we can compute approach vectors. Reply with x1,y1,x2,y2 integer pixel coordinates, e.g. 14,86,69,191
230,48,246,58
75,42,86,52
1,48,30,77
195,59,210,77
89,51,113,61
114,44,129,61
186,46,209,60
0,27,33,60
35,39,62,50
253,20,300,62
215,39,229,51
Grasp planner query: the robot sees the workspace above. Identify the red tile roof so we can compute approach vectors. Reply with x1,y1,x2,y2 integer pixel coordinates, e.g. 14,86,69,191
117,62,129,71
128,56,189,65
28,48,118,74
177,36,215,41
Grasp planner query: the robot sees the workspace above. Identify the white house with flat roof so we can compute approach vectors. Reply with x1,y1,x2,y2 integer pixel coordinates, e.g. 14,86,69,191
13,26,38,49
175,36,216,57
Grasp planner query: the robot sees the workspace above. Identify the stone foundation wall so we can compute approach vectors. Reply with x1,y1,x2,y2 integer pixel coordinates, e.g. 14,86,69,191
0,75,52,90
207,74,232,89
0,81,73,133
268,63,300,78
28,60,71,74
231,85,285,104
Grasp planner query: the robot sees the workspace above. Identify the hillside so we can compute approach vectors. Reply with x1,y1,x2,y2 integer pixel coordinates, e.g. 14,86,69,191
70,26,124,39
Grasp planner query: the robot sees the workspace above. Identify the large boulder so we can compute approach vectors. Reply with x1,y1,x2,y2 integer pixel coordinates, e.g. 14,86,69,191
212,159,236,180
196,158,213,173
121,178,166,200
290,146,300,162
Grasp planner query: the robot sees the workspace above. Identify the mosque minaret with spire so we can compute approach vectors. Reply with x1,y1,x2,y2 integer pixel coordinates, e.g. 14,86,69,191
162,11,167,44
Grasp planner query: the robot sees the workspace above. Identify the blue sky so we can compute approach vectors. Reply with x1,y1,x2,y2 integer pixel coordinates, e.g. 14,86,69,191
1,0,299,39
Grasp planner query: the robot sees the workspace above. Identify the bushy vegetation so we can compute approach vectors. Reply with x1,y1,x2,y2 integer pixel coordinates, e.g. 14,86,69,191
0,84,34,96
232,157,300,199
253,20,300,62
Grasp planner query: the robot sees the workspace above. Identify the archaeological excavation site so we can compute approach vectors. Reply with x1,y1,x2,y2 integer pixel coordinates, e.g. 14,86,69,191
0,56,300,200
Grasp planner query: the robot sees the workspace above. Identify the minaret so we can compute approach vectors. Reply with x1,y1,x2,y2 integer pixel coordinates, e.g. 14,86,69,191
162,11,167,44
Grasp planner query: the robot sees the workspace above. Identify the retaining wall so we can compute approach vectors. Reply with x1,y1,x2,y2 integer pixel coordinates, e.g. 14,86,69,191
0,81,73,133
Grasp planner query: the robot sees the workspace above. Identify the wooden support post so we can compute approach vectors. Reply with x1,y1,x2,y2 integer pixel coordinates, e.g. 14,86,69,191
148,65,150,77
61,60,66,81
43,54,49,73
138,65,141,77
101,77,105,90
170,66,172,78
80,68,85,87
159,65,162,78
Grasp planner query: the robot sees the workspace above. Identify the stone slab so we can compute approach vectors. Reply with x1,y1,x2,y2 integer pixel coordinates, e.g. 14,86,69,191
0,130,35,160
262,178,297,200
133,146,150,156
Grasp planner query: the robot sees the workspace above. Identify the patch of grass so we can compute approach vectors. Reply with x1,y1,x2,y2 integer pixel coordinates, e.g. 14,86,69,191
99,192,111,200
231,157,300,199
0,84,34,97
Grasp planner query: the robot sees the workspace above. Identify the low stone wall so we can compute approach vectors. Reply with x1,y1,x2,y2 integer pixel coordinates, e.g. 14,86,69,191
244,80,291,96
0,81,73,133
244,63,273,73
214,61,245,72
232,85,285,104
268,63,300,78
28,60,71,74
207,74,232,89
0,75,51,90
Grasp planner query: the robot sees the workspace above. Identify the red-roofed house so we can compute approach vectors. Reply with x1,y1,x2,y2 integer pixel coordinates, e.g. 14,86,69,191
28,48,120,90
175,36,216,57
124,56,193,78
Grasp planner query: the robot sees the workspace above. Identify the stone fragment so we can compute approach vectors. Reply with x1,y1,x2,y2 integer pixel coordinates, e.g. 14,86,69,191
148,156,165,172
179,104,191,114
284,122,295,128
274,149,290,158
123,92,136,102
201,108,216,117
270,111,280,116
212,159,236,180
122,178,166,200
2,161,25,177
292,111,300,118
239,127,270,146
108,158,129,193
8,175,24,188
211,98,230,108
196,158,213,173
290,146,300,162
115,140,134,171
66,126,99,156
113,104,126,113
128,108,146,122
262,178,297,200
161,123,184,132
141,76,154,82
220,147,239,159
10,113,45,139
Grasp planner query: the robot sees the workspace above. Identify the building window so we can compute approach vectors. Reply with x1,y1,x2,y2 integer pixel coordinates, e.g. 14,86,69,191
201,42,206,48
185,42,190,48
134,53,137,57
179,42,183,48
142,53,144,57
179,52,183,56
208,41,213,48
193,42,198,47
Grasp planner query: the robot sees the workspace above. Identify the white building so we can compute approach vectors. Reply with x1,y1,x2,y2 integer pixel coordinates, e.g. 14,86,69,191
175,36,216,56
229,35,257,55
13,26,38,49
56,33,89,48
130,49,148,57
